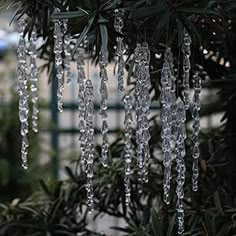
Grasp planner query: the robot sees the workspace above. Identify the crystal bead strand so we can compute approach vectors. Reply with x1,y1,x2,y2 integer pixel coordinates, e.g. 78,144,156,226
175,100,187,235
182,28,191,110
62,18,72,83
191,72,201,192
53,13,64,112
77,49,87,164
114,9,125,92
160,48,176,204
99,47,109,167
28,27,39,133
84,79,95,212
123,94,133,205
17,17,29,169
134,43,151,189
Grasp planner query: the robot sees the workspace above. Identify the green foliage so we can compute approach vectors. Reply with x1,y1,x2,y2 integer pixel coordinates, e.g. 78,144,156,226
1,0,236,235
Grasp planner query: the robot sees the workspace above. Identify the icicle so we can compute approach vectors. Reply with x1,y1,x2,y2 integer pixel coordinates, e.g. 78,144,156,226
123,94,133,205
114,9,125,92
182,28,191,110
53,12,64,112
175,100,187,235
191,71,201,192
28,27,39,133
62,18,72,83
17,16,29,169
160,48,176,205
99,47,109,167
84,79,95,212
134,43,151,190
77,49,87,164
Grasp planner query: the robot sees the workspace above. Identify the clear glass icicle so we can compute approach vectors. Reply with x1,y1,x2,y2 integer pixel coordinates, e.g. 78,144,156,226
114,9,125,92
160,48,176,205
28,27,39,133
77,49,86,164
175,100,187,235
17,17,29,169
191,71,201,192
182,28,191,110
123,94,133,205
84,79,95,212
99,47,109,167
134,43,151,190
62,18,72,83
53,13,64,112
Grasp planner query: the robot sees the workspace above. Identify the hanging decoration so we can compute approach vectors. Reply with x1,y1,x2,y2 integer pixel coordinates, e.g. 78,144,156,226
53,11,64,112
182,28,191,110
191,71,201,192
175,100,187,235
134,43,151,190
62,17,72,83
99,47,109,167
77,49,87,165
28,27,39,133
114,9,125,93
160,48,176,205
17,16,29,170
123,94,133,205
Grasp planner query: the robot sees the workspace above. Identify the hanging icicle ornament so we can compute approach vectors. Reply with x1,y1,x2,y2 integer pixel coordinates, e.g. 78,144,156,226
28,27,39,133
191,71,201,192
114,9,125,93
62,18,72,83
123,94,133,205
134,43,151,190
175,100,187,235
84,78,96,212
53,11,64,112
99,47,109,167
182,28,191,110
77,49,87,165
160,48,176,205
17,16,29,170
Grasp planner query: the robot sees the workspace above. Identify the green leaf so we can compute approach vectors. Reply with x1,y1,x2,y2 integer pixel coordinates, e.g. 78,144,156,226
72,14,95,55
100,24,108,49
179,8,217,15
51,10,89,19
167,214,176,236
151,209,163,236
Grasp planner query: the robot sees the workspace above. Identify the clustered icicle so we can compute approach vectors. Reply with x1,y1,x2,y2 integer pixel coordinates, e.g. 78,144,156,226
84,79,96,213
182,28,191,110
62,18,72,83
53,12,64,112
175,101,187,235
191,71,201,192
28,27,39,133
123,94,133,205
114,9,125,92
99,47,109,167
77,49,86,164
134,43,151,190
76,48,95,212
160,48,176,205
17,17,29,169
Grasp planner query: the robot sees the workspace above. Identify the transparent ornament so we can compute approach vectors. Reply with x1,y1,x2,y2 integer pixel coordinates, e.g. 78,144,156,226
28,27,39,133
134,43,151,188
53,11,64,112
191,72,201,192
182,28,192,110
114,9,125,92
17,16,29,169
99,47,109,167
